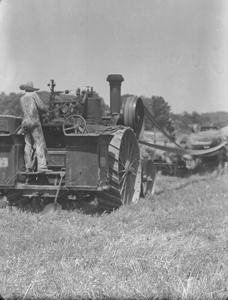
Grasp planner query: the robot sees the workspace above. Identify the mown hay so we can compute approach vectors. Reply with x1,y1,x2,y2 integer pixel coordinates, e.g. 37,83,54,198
185,129,226,148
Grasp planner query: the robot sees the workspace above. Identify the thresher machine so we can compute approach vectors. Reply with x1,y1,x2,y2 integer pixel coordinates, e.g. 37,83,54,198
0,75,226,211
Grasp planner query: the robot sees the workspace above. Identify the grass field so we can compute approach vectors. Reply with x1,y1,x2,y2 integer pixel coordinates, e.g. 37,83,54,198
1,171,228,300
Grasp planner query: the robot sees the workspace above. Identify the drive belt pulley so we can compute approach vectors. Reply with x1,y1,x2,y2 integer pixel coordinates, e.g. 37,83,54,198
123,96,144,138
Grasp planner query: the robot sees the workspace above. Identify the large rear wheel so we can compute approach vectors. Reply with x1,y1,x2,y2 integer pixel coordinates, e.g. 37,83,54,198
98,128,142,210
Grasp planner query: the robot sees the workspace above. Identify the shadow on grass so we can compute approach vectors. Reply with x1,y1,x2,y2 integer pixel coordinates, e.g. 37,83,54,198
3,194,109,217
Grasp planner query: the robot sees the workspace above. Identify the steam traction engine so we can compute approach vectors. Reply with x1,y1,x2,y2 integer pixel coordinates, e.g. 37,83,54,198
0,75,154,210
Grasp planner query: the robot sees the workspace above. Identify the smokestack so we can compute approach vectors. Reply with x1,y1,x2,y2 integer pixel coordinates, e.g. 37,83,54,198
106,74,124,114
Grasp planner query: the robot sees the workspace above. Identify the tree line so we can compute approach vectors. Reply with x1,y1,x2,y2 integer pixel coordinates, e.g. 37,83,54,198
0,91,228,133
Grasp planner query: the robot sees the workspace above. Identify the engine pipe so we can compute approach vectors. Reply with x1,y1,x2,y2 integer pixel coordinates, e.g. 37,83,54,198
107,74,124,114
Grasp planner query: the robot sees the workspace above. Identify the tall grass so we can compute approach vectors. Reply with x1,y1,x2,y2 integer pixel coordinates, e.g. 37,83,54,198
1,172,228,299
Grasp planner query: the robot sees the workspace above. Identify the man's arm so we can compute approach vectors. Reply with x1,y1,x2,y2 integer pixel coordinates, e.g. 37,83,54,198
33,93,48,113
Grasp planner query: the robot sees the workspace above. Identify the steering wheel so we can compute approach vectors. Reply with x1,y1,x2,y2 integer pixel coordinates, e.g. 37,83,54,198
63,114,87,135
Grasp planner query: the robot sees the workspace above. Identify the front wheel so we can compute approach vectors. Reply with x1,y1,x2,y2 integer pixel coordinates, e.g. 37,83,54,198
141,159,156,197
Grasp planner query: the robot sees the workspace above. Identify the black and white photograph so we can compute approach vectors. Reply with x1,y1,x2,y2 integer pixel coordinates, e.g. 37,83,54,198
0,0,228,299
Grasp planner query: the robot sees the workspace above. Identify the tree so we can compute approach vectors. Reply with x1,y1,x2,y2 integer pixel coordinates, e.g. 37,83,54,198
170,110,228,132
37,91,50,105
0,93,23,117
191,111,202,124
143,96,171,130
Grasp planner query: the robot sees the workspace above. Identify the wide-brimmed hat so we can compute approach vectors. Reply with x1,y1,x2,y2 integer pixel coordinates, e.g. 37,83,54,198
19,81,39,91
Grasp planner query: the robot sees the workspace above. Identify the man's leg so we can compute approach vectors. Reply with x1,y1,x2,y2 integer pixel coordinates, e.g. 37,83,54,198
24,131,35,171
31,124,48,170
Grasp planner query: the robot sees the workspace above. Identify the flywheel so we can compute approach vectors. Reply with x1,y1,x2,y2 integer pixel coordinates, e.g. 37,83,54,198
123,96,144,138
97,127,142,210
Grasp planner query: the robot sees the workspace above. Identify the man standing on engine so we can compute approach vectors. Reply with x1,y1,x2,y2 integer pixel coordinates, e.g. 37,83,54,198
20,81,49,173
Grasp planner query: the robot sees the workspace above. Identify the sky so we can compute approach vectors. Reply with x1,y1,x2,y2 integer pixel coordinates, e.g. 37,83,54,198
0,0,228,114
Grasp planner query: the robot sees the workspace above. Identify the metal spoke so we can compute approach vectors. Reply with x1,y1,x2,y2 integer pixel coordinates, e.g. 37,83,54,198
74,124,82,130
119,150,126,162
129,174,135,189
72,117,76,124
124,178,129,204
119,172,126,184
124,133,129,161
119,169,126,174
120,145,126,163
65,126,75,131
119,158,126,169
120,175,127,196
128,142,134,161
129,157,137,168
126,177,133,204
